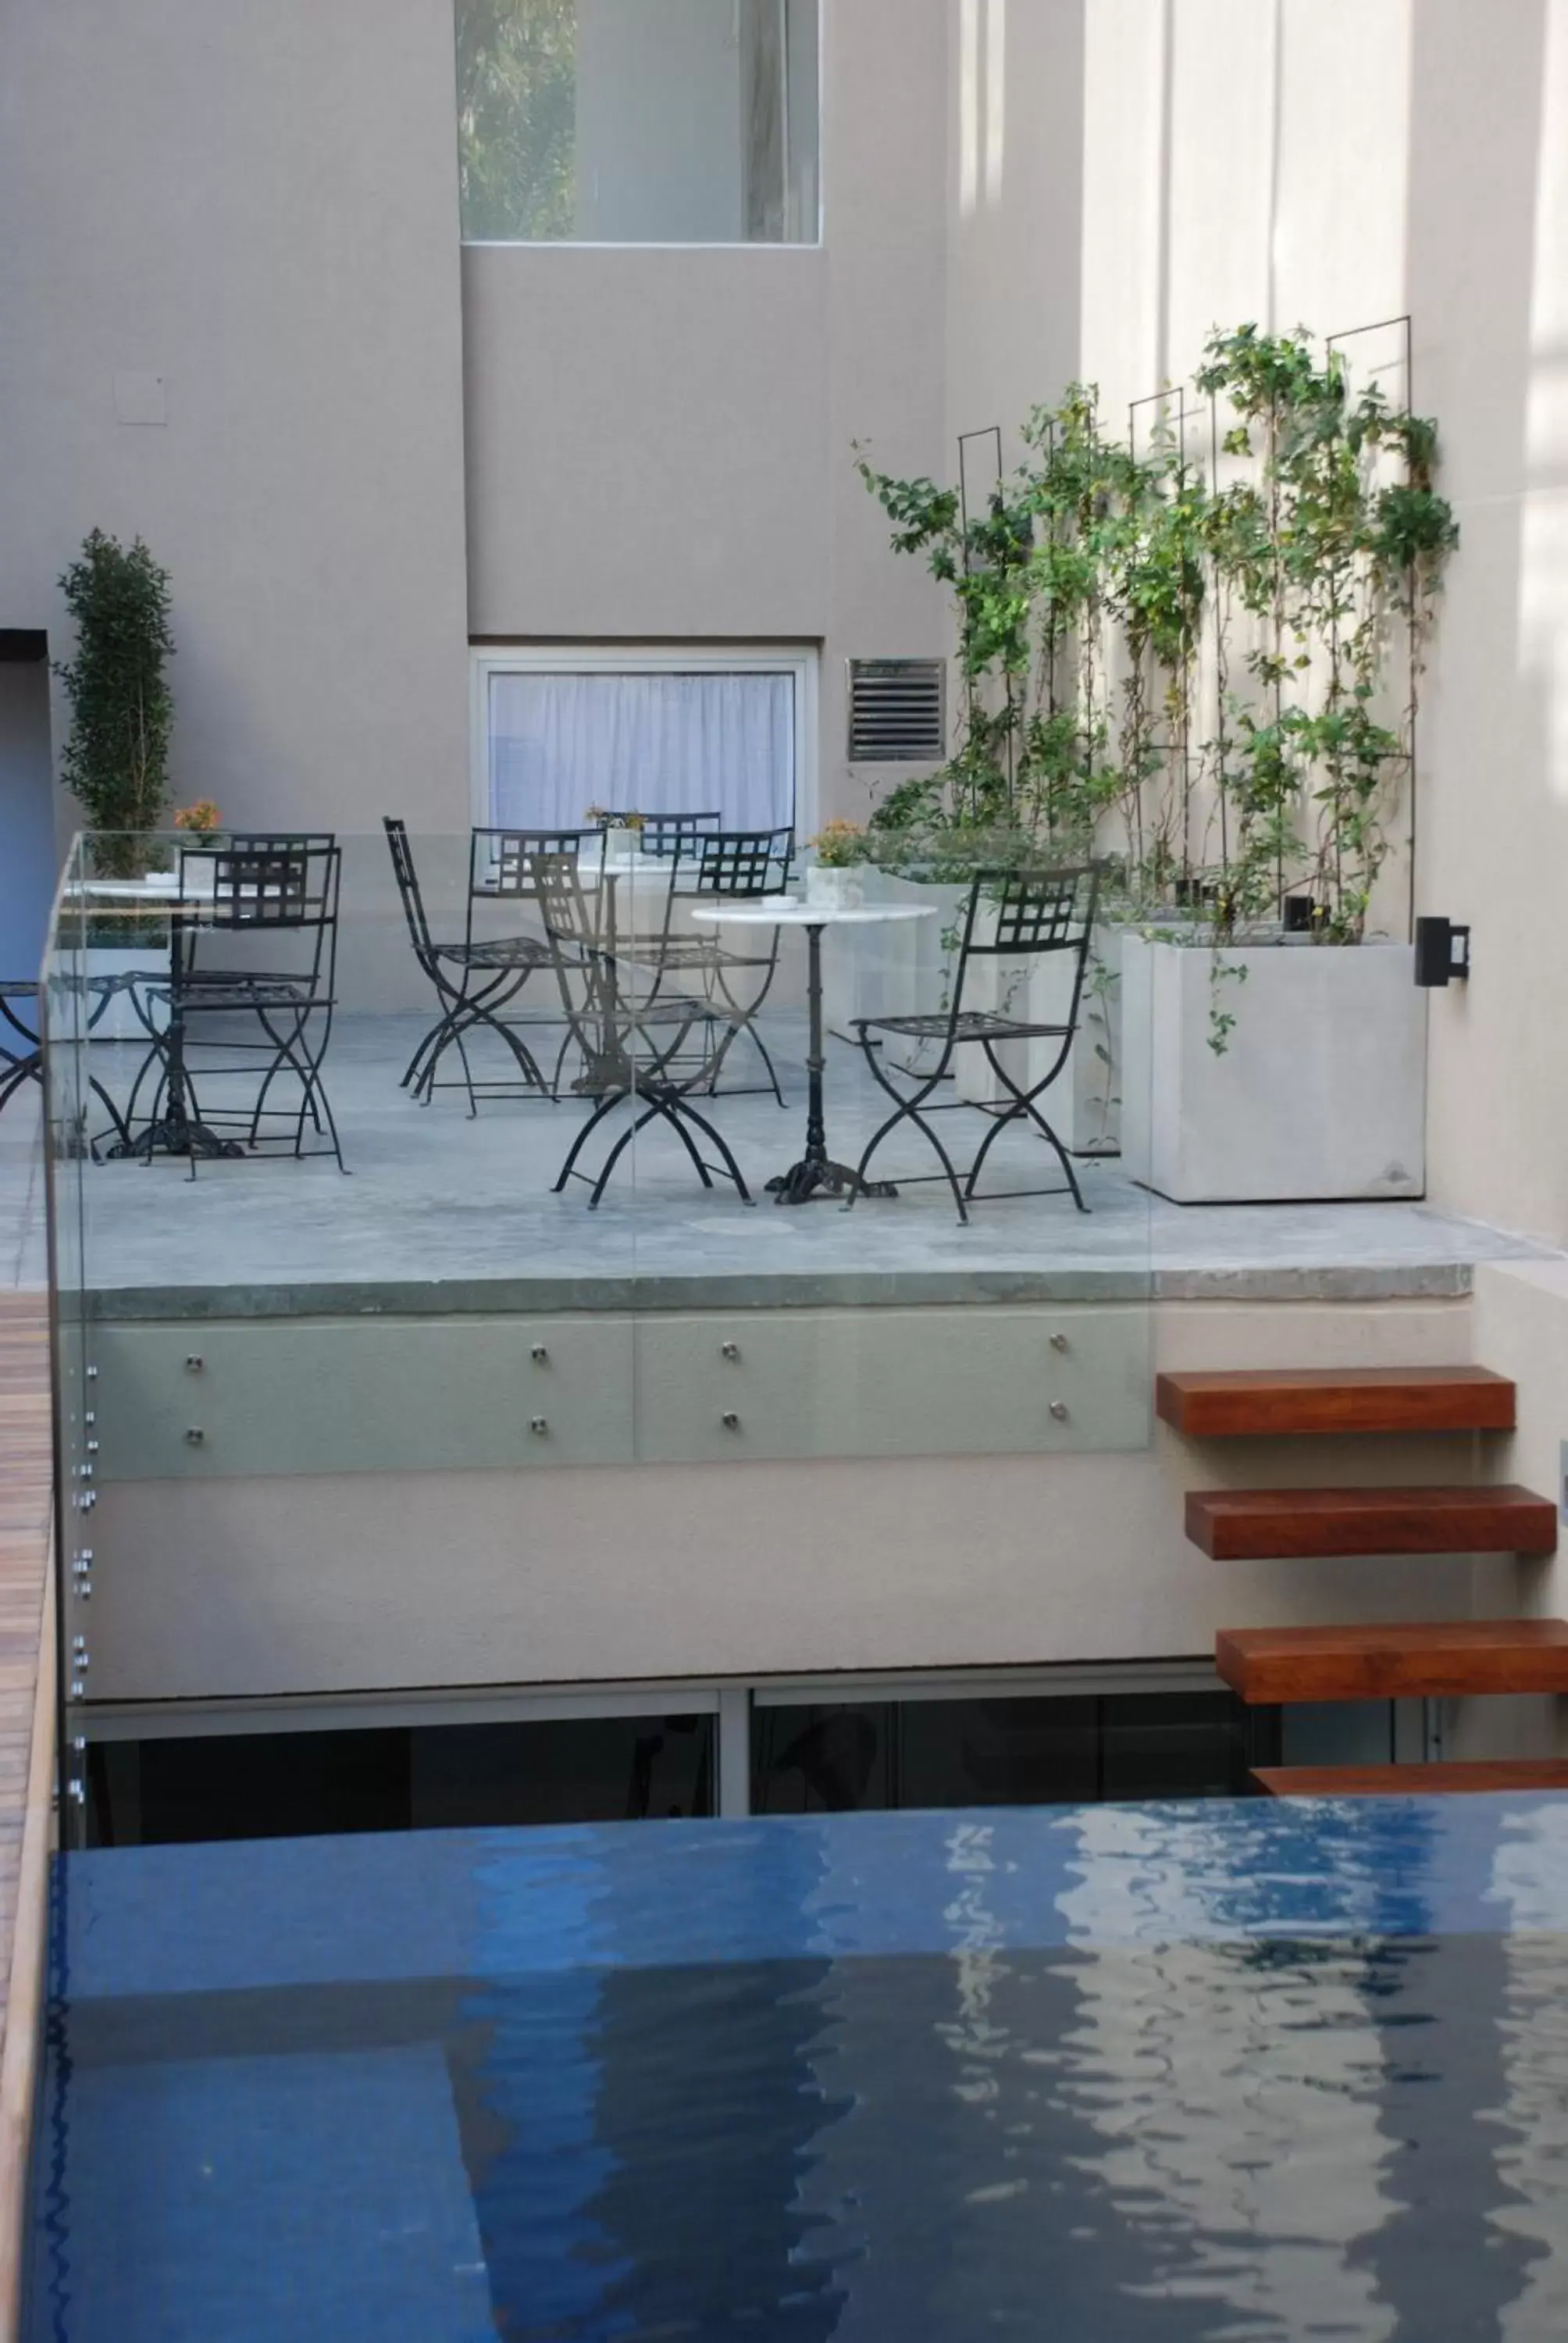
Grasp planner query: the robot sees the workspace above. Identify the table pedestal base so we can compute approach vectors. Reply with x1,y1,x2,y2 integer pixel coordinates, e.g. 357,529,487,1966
111,1111,245,1165
765,1157,898,1207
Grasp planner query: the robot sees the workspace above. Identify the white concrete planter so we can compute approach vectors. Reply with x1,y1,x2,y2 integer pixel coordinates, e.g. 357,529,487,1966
955,921,1124,1156
805,865,866,911
1120,933,1426,1202
84,948,169,1041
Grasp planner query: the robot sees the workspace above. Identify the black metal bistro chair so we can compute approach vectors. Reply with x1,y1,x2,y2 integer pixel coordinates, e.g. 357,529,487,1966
588,809,721,859
383,818,561,1114
845,863,1101,1224
122,838,347,1172
623,827,795,1104
467,826,605,1103
527,849,752,1211
0,978,134,1153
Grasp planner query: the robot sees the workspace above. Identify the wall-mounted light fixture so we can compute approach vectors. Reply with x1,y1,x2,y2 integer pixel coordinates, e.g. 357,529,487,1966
1414,915,1471,987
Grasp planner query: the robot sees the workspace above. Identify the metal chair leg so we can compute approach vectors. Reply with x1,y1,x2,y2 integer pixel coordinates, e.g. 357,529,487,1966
845,1039,968,1222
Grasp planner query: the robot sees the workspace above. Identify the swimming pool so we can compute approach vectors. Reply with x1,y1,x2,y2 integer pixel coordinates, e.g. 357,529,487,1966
27,1795,1568,2339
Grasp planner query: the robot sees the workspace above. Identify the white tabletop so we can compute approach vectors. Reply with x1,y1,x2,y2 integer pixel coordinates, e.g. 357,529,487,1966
690,898,937,929
72,872,184,901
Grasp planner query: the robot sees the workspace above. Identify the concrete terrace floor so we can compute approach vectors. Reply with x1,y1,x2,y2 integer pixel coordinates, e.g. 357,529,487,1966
5,1013,1556,1313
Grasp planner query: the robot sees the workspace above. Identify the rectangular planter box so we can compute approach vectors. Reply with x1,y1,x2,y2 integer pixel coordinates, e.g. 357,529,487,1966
1120,933,1426,1203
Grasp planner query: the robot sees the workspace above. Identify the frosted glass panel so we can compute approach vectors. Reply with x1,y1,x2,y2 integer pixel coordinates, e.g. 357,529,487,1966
456,0,821,243
488,669,796,832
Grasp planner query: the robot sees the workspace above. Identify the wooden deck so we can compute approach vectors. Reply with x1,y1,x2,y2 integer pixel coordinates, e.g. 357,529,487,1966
0,1294,55,2339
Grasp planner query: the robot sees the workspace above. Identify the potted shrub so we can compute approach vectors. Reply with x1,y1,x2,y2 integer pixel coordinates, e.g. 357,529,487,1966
54,530,177,1039
804,818,869,910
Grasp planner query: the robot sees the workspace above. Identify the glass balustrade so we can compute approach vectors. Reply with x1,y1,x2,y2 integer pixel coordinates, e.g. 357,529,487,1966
40,827,1155,1849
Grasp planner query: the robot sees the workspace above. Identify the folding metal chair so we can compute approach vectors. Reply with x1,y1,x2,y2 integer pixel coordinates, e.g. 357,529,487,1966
528,850,753,1211
384,818,559,1114
845,864,1101,1224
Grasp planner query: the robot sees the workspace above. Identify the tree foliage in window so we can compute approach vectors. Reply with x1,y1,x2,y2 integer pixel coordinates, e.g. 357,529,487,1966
455,0,576,241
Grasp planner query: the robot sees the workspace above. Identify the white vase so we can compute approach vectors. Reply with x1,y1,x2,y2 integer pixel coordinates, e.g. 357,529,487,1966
806,865,864,911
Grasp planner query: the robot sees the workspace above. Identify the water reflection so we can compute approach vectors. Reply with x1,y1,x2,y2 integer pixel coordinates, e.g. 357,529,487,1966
29,1806,1568,2339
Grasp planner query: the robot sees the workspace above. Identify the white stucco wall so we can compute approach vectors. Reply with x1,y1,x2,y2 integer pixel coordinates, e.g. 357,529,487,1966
464,0,954,826
0,0,472,838
1071,0,1568,1250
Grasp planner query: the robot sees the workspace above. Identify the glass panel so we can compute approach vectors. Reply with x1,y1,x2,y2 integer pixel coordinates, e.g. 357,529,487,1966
85,1715,716,1844
754,1692,1267,1814
42,837,93,1846
41,827,1150,1840
622,828,1156,1492
1099,1692,1259,1801
457,0,821,244
751,1702,894,1813
896,1696,1099,1810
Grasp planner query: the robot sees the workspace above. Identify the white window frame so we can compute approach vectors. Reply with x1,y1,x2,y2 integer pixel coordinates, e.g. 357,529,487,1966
469,644,820,843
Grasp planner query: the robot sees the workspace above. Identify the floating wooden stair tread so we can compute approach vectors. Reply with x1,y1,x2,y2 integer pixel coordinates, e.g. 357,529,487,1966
1187,1483,1556,1560
1217,1618,1568,1703
1156,1365,1515,1438
1254,1760,1568,1797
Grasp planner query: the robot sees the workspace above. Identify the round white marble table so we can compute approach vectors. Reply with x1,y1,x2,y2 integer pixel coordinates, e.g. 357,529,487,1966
690,897,936,1204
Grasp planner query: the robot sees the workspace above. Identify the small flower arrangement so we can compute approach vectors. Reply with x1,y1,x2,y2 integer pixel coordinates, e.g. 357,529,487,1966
807,818,868,868
173,801,221,833
585,805,646,831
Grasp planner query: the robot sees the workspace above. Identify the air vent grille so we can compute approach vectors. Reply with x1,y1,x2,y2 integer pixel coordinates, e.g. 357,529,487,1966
847,658,945,763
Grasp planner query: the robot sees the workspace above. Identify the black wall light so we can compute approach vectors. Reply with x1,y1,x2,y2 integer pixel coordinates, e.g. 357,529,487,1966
1414,915,1471,987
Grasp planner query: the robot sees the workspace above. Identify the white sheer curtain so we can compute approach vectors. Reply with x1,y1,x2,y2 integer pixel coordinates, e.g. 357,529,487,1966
488,669,796,835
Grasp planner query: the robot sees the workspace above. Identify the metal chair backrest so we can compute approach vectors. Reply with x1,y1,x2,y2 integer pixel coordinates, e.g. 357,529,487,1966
383,817,435,961
633,811,722,861
952,864,1100,1036
471,827,597,901
958,864,1099,959
183,839,341,994
682,827,795,900
184,840,337,928
523,851,605,1019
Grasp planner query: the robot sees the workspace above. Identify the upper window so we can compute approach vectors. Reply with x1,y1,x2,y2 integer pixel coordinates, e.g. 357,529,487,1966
455,0,821,245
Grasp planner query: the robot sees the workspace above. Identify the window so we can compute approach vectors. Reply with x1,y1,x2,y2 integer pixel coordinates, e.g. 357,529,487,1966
87,1715,716,1846
456,0,821,245
473,651,813,837
751,1692,1272,1813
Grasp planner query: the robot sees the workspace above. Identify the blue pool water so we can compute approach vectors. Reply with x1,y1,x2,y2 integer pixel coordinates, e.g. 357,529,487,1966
27,1796,1568,2340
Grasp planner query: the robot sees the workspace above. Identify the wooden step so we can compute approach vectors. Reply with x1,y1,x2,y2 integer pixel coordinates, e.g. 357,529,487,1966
1186,1483,1556,1560
1217,1618,1568,1704
1156,1365,1515,1439
1255,1760,1568,1796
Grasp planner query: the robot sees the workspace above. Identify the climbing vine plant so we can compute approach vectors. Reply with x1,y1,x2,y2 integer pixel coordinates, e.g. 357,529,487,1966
856,323,1458,952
